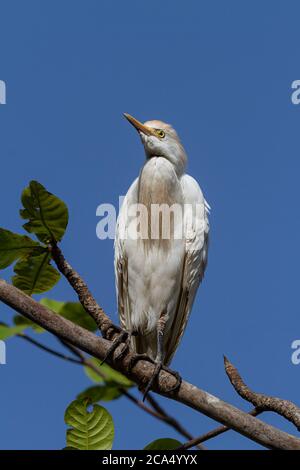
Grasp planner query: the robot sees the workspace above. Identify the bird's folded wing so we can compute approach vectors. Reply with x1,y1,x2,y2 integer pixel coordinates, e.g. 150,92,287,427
114,178,139,331
164,174,210,365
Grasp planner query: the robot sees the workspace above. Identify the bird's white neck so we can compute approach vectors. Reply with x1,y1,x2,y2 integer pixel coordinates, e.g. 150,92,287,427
138,157,183,206
137,157,184,251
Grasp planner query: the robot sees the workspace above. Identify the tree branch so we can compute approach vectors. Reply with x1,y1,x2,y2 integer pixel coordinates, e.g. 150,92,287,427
17,333,82,364
1,278,300,450
20,334,203,445
145,394,206,449
60,340,205,447
224,355,300,431
178,408,262,450
61,342,169,419
49,243,118,339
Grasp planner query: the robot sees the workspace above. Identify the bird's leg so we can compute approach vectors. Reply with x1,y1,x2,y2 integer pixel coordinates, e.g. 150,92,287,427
141,311,182,400
141,311,167,400
125,313,182,400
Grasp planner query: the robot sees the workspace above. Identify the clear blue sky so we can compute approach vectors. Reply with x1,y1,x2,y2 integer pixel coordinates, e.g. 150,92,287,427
0,0,300,450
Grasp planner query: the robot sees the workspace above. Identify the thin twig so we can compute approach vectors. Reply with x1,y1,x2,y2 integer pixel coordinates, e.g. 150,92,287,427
178,408,262,450
17,333,82,364
62,340,204,442
60,339,204,447
80,354,166,418
146,394,206,450
22,335,200,443
59,338,86,361
1,279,300,449
49,243,119,339
81,352,205,446
224,356,300,431
49,246,210,448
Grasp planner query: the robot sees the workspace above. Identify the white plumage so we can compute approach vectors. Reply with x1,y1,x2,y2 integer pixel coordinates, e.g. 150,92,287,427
114,114,209,373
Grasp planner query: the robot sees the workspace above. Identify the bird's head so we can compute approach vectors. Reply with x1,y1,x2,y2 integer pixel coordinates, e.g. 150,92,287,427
124,113,187,176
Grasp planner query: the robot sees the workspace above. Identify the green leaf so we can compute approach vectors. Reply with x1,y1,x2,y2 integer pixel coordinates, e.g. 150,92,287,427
12,252,60,295
0,324,26,340
13,315,44,333
0,228,43,269
65,399,114,450
20,181,68,243
77,385,122,403
144,438,182,450
40,298,97,331
84,358,133,388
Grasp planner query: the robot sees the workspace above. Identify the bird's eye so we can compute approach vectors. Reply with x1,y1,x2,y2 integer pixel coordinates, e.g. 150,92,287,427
156,129,165,138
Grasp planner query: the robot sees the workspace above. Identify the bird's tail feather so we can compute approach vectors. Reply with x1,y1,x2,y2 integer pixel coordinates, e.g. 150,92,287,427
132,331,157,361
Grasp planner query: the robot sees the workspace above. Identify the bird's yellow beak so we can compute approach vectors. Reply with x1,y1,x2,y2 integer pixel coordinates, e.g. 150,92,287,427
124,113,155,136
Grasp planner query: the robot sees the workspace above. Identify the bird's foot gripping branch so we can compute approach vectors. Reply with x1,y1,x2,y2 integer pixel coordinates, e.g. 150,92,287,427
1,180,300,450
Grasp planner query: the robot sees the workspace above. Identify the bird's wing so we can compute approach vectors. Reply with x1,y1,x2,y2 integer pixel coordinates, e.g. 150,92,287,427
164,174,210,365
114,178,139,332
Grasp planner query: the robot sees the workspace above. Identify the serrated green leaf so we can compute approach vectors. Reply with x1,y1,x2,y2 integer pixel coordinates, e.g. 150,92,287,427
84,358,133,388
144,438,182,450
0,228,43,269
40,298,97,331
65,399,114,450
20,180,68,243
0,324,26,340
12,252,60,295
77,385,122,403
13,315,44,333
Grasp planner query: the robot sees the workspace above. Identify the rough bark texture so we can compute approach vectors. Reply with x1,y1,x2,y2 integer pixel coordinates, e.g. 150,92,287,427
1,278,300,450
224,355,300,431
50,243,118,339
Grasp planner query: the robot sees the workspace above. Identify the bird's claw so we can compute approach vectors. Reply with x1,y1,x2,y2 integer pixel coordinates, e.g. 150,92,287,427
142,363,182,401
101,329,129,365
161,365,182,393
114,331,136,362
127,353,182,401
142,362,163,401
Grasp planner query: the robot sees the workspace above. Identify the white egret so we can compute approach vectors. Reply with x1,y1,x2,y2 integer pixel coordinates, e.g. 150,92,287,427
114,113,210,397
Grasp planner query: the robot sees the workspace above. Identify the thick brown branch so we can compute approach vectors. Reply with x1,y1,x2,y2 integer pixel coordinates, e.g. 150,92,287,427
178,408,262,450
49,243,118,339
19,334,200,446
61,343,166,419
224,356,300,432
60,339,204,447
1,278,300,450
